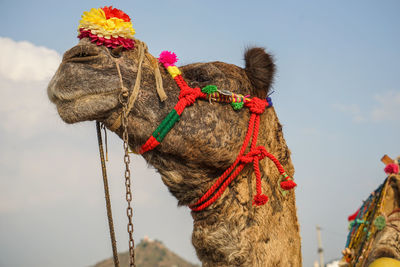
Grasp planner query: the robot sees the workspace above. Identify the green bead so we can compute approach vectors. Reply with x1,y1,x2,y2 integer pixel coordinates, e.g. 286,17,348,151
201,85,218,94
231,102,244,110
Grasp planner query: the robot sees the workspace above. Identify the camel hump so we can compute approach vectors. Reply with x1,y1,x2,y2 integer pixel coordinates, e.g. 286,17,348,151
244,47,275,98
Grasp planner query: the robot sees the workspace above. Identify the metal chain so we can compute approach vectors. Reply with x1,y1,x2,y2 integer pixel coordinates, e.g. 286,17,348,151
120,93,136,267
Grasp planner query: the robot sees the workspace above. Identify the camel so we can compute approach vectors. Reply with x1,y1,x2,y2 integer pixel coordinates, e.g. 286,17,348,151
47,11,301,265
341,157,400,267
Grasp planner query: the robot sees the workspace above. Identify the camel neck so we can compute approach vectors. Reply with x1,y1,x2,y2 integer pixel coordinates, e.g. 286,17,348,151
190,169,302,266
137,107,302,266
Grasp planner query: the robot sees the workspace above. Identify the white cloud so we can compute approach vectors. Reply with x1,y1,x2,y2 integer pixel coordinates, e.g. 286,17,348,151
0,38,64,138
0,78,66,138
333,90,400,123
372,90,400,122
332,103,366,123
0,37,61,82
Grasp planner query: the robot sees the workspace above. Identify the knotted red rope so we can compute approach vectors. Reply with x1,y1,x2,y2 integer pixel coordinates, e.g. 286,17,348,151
189,98,297,211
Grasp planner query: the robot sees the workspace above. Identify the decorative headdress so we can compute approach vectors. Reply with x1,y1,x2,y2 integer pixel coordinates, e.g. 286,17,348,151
77,6,135,49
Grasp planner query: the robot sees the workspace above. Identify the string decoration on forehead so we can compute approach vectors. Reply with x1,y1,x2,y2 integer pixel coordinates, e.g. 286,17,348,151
77,6,136,49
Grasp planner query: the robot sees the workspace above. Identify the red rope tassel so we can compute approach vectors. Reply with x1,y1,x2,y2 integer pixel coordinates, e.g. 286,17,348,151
252,156,269,206
280,179,297,190
189,114,256,210
190,97,296,211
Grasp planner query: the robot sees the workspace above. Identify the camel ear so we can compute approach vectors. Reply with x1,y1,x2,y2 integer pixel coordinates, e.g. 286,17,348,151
244,47,275,98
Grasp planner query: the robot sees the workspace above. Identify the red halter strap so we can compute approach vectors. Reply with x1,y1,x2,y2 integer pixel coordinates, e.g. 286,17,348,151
139,52,297,211
139,76,207,154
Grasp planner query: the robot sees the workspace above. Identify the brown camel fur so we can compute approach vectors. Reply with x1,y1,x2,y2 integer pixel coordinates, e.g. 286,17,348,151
48,38,302,266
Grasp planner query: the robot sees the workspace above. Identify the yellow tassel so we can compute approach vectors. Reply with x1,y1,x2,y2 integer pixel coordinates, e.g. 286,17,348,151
167,66,181,78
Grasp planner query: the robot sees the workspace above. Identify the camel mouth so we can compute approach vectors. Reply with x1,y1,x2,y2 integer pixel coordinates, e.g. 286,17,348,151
48,79,120,104
55,90,120,124
47,39,125,124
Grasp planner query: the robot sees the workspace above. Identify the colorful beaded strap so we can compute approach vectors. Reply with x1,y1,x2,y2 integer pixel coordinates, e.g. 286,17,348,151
140,51,297,211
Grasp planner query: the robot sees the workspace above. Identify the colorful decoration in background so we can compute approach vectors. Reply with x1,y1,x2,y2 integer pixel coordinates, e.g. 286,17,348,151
369,257,400,267
342,155,400,266
385,162,399,175
382,154,400,175
343,179,387,266
77,6,135,49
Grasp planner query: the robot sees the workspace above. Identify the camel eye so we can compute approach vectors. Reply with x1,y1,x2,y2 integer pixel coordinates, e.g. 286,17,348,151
111,46,124,58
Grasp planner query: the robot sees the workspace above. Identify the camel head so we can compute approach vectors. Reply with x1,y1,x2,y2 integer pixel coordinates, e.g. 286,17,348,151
49,36,283,195
47,16,288,206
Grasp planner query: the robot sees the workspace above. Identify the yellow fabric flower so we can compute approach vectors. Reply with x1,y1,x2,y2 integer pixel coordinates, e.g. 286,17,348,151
77,8,135,39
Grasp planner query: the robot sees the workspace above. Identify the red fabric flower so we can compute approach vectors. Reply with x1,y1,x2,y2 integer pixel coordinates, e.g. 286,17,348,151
78,28,135,49
102,6,131,22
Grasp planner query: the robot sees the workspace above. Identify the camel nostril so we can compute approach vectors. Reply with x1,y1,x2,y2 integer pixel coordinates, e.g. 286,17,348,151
63,45,100,62
110,46,124,58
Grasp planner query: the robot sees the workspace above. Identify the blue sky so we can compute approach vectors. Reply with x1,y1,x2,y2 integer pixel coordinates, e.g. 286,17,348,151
1,1,399,266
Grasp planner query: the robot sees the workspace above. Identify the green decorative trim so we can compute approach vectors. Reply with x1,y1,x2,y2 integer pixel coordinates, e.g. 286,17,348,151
152,109,180,142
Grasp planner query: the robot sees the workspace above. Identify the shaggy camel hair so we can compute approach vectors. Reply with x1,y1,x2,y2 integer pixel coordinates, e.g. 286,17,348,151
48,38,302,266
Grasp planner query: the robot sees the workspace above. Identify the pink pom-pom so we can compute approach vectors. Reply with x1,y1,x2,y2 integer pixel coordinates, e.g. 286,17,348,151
280,179,297,190
384,163,399,175
159,51,178,67
253,194,269,206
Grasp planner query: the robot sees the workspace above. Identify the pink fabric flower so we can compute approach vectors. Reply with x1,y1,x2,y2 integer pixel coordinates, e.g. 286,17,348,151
384,163,399,174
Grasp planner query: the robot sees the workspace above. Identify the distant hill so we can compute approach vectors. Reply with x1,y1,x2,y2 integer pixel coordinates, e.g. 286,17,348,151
93,238,199,267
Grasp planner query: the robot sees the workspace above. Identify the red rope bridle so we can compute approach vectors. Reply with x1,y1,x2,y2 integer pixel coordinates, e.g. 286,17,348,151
138,51,297,211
